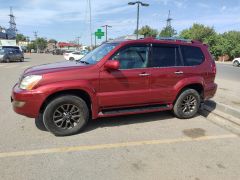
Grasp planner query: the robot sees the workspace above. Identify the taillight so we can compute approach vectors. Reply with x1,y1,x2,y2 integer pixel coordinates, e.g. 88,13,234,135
212,61,216,75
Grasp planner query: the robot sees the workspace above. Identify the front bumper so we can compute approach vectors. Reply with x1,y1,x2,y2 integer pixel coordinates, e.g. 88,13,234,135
11,84,46,118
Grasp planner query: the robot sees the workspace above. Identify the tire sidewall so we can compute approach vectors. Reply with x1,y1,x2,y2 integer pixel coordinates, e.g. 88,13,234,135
43,95,89,136
173,89,200,119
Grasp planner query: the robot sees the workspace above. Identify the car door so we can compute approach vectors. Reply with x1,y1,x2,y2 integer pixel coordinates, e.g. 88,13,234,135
149,44,184,104
99,44,151,108
9,50,15,61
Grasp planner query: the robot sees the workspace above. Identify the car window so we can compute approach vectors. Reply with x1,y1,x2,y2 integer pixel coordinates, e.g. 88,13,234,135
112,46,149,69
73,52,80,55
150,45,181,67
181,46,205,66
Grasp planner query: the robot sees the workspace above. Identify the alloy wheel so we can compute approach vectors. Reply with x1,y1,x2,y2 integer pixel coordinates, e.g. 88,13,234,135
53,104,81,129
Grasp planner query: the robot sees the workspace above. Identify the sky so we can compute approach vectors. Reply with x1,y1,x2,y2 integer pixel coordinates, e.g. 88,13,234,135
0,0,240,45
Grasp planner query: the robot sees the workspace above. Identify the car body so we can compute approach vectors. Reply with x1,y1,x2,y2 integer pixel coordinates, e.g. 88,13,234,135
0,48,24,63
232,58,240,67
63,51,86,61
12,37,217,136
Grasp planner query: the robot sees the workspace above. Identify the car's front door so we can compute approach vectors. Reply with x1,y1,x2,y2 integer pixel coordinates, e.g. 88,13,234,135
99,44,151,108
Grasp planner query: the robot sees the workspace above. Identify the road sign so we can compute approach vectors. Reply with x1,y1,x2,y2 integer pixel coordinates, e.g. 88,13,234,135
95,29,105,39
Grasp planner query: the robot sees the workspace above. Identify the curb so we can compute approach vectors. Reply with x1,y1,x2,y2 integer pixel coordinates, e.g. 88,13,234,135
203,100,240,125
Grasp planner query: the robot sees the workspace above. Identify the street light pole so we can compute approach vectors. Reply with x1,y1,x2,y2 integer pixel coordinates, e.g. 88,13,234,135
101,25,112,42
128,1,149,39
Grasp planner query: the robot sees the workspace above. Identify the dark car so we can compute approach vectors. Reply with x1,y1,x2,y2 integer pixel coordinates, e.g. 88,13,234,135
12,37,217,136
0,48,24,63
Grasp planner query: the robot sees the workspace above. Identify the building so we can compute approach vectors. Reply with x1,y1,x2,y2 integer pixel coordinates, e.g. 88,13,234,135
57,42,80,51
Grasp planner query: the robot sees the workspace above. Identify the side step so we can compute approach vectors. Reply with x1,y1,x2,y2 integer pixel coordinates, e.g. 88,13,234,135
99,104,171,116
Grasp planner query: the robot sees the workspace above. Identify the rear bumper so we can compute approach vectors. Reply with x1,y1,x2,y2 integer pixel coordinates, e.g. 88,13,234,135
204,82,217,100
11,84,46,118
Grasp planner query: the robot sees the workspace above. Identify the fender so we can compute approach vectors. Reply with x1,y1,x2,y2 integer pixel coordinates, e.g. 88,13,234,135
173,76,205,98
36,79,99,119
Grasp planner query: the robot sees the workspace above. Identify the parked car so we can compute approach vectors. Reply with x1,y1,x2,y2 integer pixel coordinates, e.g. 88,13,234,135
52,49,64,55
232,58,240,67
11,37,217,136
0,48,24,63
63,51,86,61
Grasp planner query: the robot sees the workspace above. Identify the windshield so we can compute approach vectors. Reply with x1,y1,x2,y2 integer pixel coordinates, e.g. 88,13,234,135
79,43,118,64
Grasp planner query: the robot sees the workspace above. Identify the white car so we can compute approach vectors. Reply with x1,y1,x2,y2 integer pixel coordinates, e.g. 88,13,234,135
64,51,85,61
232,58,240,67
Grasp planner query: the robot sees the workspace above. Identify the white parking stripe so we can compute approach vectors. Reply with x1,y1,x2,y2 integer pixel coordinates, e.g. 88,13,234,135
5,65,19,69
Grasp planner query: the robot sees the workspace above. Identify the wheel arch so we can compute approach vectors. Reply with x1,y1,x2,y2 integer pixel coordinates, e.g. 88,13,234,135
174,83,204,103
39,89,92,115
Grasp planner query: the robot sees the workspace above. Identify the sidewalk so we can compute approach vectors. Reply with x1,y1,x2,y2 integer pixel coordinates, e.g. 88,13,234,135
203,76,240,121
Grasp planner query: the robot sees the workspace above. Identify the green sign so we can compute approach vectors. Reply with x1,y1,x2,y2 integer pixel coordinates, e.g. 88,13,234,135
95,29,105,39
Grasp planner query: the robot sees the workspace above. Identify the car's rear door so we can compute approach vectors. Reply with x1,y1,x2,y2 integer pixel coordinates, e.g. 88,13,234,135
99,44,151,108
149,43,184,104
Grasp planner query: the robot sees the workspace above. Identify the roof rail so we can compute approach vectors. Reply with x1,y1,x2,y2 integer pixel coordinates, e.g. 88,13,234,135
155,37,205,44
156,37,192,43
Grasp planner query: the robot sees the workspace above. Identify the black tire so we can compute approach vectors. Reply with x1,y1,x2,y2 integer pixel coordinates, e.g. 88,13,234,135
173,89,200,119
69,57,74,61
43,95,89,136
233,60,239,67
20,57,24,62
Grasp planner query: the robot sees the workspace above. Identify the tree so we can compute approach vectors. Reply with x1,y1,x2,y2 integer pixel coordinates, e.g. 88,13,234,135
16,34,27,43
159,26,177,37
48,39,57,44
35,38,48,51
135,25,158,38
179,23,216,42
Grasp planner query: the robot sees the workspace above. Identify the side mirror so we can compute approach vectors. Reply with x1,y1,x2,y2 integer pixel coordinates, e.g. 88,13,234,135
104,60,120,70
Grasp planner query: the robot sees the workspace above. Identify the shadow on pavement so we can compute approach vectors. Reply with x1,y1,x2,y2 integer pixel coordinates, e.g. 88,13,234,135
35,110,202,134
199,100,217,118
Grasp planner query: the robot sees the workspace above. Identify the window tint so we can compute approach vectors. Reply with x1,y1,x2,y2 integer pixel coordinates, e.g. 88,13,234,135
112,46,149,69
181,46,205,66
151,46,181,67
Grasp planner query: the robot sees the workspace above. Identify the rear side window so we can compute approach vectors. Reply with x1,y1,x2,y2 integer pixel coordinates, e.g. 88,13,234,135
150,45,181,67
181,46,205,66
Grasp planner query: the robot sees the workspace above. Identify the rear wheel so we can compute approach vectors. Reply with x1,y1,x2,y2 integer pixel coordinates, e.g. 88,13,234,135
43,95,89,136
233,60,239,67
173,89,200,119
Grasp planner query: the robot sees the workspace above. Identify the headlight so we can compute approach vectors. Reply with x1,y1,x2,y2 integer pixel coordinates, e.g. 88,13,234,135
19,75,42,90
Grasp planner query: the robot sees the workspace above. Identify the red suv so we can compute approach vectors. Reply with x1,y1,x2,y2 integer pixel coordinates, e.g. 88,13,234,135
11,38,217,136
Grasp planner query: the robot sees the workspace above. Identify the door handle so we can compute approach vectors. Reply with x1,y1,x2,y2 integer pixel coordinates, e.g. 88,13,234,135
139,73,150,77
174,71,184,75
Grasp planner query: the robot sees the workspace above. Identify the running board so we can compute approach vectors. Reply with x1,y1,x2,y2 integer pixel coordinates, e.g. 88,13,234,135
99,104,171,116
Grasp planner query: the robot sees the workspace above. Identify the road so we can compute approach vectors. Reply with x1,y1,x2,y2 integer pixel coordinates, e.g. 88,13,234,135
216,63,239,82
0,54,240,180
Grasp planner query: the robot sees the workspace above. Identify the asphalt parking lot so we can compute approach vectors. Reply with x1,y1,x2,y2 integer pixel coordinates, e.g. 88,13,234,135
0,54,240,180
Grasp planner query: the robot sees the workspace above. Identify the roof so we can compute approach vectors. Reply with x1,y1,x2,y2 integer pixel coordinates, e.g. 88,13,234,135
58,42,79,47
108,37,206,47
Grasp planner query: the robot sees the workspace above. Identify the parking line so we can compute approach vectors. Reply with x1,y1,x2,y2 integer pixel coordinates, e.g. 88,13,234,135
0,134,237,158
5,65,19,69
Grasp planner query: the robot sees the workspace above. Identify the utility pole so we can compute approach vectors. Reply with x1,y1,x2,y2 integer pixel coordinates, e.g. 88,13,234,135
9,7,17,39
33,31,38,53
88,0,93,48
128,1,149,39
166,10,173,27
76,36,81,50
101,25,112,42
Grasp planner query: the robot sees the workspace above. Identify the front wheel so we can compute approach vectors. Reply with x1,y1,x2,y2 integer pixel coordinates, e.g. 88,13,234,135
173,89,200,119
43,95,89,136
20,57,24,62
69,57,74,61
